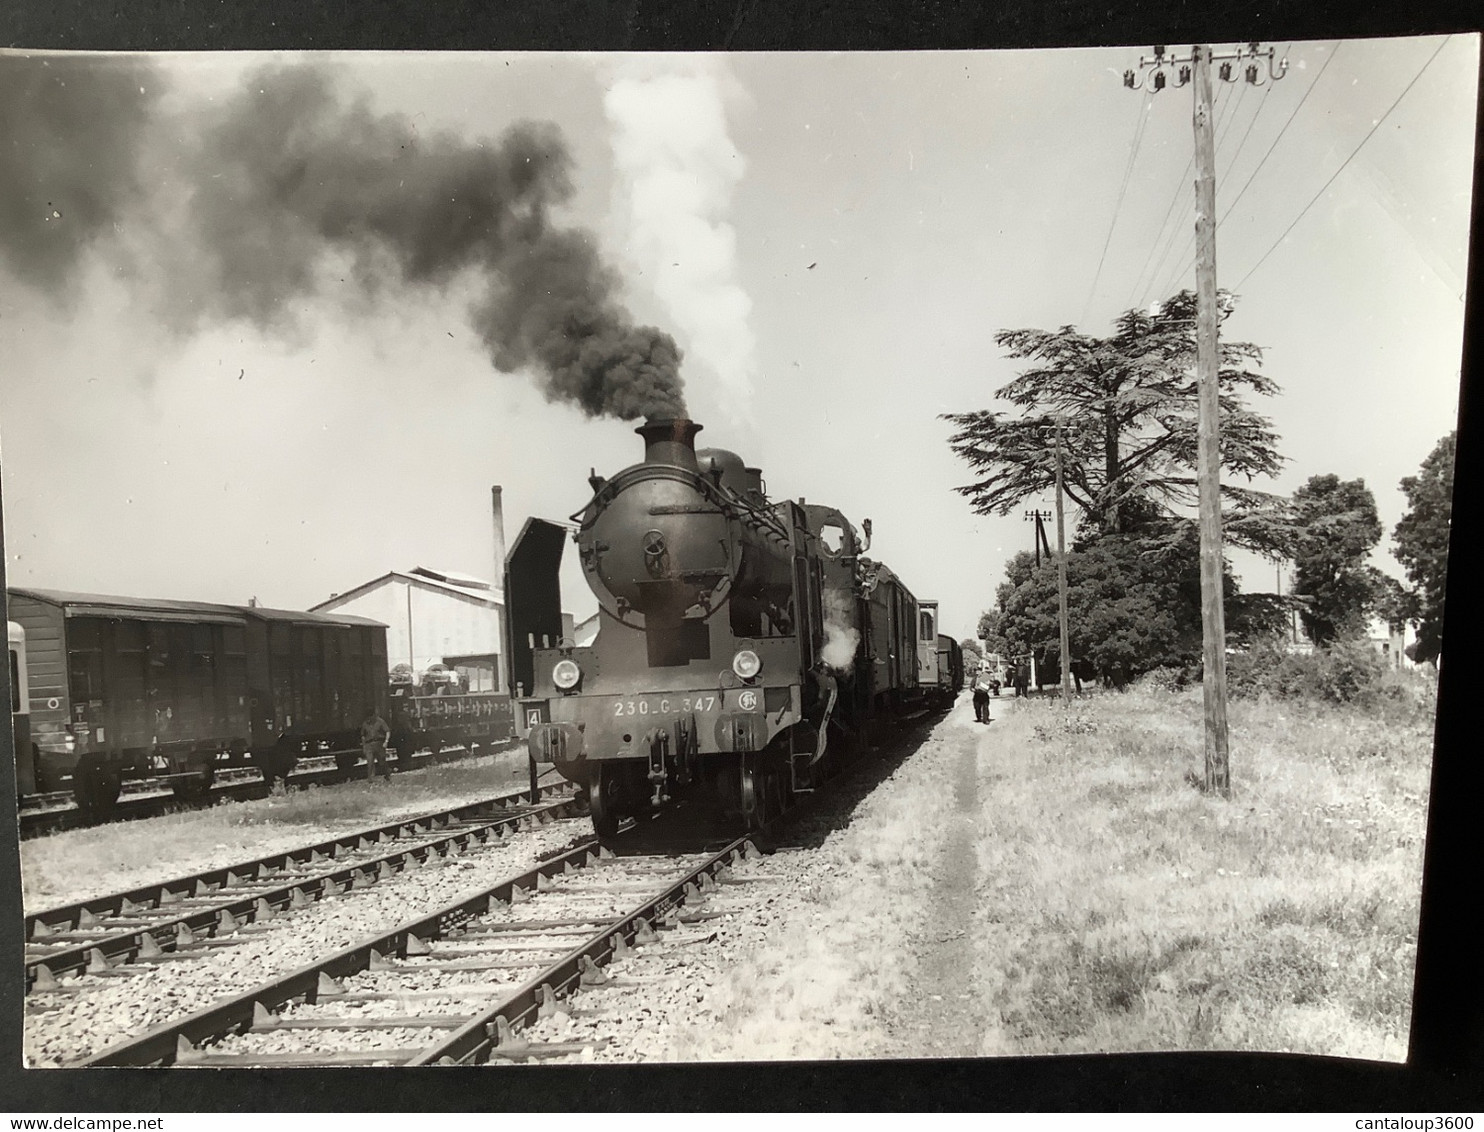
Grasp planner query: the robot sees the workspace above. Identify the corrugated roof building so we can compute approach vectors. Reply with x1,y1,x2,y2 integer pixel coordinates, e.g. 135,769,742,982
311,567,505,689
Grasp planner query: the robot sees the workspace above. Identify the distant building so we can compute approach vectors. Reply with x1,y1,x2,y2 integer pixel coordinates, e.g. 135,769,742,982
1366,617,1416,671
312,567,504,689
572,612,600,647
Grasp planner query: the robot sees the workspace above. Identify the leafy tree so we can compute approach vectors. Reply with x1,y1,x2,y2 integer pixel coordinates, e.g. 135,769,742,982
1289,474,1384,646
1368,571,1412,635
982,515,1285,688
977,609,1009,655
978,495,1301,690
960,637,984,669
1393,432,1456,664
944,290,1291,554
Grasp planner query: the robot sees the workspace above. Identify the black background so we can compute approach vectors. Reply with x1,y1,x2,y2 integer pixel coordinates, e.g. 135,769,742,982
0,0,1479,1112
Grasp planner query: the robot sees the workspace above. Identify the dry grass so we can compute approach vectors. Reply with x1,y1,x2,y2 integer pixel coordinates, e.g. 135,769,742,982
20,745,536,911
970,684,1433,1060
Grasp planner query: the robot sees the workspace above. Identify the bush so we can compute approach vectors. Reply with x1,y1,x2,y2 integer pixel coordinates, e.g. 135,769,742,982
1227,636,1400,707
1134,666,1191,693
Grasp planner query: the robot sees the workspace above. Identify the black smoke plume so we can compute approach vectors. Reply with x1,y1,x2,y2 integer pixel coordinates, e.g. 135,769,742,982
0,58,686,421
0,55,160,296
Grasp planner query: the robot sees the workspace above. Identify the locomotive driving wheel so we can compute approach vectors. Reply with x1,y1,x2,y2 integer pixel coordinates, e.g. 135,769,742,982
589,763,637,838
738,754,767,831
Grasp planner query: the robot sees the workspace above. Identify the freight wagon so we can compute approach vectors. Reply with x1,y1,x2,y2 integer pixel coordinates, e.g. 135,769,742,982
6,588,388,812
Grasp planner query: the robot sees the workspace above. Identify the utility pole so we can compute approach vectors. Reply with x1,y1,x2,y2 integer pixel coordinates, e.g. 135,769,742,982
1054,423,1073,702
1024,509,1052,567
1127,43,1286,798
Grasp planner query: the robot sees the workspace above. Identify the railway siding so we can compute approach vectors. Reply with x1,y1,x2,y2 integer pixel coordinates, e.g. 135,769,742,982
24,791,580,991
22,809,592,1067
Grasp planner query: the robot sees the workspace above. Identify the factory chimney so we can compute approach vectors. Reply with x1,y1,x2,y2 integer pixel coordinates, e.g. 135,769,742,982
491,485,507,682
491,486,507,582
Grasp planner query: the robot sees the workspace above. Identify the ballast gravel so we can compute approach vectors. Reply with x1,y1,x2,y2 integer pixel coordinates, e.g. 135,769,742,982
22,751,540,914
23,706,980,1068
22,817,589,1067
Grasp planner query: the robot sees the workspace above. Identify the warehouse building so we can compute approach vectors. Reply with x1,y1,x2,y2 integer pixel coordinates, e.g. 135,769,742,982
310,566,506,691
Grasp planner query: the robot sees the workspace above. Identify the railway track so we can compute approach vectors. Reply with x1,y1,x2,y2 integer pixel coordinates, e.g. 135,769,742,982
24,781,581,995
18,740,515,839
72,832,761,1067
27,714,950,1068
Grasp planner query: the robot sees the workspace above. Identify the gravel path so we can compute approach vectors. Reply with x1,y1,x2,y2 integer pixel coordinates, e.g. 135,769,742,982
879,700,994,1054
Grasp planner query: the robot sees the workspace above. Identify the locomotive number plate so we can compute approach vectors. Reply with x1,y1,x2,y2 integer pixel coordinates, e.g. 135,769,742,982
612,694,723,718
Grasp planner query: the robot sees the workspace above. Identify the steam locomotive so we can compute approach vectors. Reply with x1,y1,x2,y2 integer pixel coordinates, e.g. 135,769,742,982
508,418,963,836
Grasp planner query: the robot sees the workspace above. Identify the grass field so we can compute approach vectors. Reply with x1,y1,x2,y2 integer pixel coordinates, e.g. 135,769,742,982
969,681,1434,1060
662,676,1435,1062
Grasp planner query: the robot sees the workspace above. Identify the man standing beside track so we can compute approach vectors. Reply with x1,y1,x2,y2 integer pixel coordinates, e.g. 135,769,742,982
360,707,392,781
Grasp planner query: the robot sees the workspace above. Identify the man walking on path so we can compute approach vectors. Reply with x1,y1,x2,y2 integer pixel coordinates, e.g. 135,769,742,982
971,676,991,723
361,707,392,780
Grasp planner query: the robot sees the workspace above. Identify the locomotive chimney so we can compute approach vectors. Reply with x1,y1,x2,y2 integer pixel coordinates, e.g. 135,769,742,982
636,418,703,471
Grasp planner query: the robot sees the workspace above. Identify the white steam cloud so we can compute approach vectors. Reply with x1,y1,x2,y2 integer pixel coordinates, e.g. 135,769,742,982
604,69,757,420
820,587,861,672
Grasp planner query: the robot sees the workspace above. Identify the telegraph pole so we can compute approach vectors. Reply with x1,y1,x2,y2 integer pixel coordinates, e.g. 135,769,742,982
1054,423,1073,702
1127,43,1286,798
1023,509,1052,567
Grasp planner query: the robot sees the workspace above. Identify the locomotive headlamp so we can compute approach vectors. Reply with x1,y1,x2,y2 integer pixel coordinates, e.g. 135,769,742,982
552,659,582,691
732,649,762,681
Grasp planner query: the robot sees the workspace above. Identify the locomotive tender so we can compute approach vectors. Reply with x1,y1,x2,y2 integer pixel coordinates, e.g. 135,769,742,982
511,418,962,836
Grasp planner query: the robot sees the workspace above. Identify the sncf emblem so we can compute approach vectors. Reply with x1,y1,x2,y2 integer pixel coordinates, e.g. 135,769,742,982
738,690,758,711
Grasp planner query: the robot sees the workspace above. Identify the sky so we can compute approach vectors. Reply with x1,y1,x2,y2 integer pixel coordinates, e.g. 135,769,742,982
0,39,1476,644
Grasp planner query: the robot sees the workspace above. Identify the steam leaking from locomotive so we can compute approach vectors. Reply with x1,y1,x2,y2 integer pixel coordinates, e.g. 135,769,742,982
820,588,862,673
0,57,686,421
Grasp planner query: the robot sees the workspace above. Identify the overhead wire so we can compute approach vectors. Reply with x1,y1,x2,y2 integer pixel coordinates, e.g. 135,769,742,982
1127,150,1193,310
1219,43,1286,183
1157,40,1313,299
1219,41,1343,227
1233,35,1452,291
1129,62,1249,309
1082,88,1154,327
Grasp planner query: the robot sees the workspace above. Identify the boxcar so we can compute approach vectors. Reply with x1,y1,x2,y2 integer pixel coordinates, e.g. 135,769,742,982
861,566,952,712
6,589,253,810
241,604,390,780
936,633,964,699
6,588,390,809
